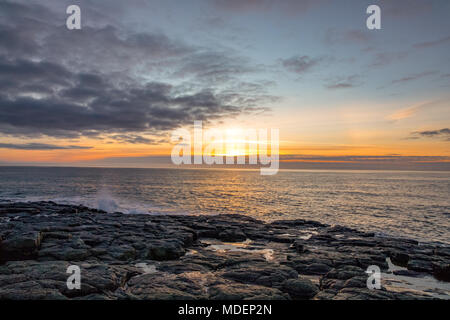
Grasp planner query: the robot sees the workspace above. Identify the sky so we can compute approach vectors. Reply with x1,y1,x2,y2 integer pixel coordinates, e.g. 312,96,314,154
0,0,449,170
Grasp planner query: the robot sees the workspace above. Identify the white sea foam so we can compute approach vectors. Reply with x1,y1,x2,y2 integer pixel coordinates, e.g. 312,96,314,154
13,193,183,215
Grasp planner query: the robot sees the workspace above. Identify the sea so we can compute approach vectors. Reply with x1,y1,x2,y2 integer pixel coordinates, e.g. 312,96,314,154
0,166,449,245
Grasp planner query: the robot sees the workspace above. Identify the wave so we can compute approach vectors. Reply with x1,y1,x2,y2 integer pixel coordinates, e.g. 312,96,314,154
0,191,190,216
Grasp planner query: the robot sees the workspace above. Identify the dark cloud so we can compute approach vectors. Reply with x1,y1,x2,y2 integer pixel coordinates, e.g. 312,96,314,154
413,35,450,48
0,143,91,150
0,58,72,96
281,55,323,74
0,0,270,83
212,0,323,15
378,0,434,17
0,60,257,138
326,83,353,89
324,29,373,46
325,75,362,89
411,128,450,140
391,71,437,84
109,134,156,144
40,26,194,76
172,51,258,85
0,1,263,88
369,52,408,67
0,0,276,141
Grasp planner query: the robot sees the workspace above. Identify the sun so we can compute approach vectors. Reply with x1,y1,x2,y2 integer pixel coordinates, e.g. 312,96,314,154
202,127,261,157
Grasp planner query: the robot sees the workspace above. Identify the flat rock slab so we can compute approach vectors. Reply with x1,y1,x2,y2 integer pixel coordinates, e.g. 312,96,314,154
0,201,449,300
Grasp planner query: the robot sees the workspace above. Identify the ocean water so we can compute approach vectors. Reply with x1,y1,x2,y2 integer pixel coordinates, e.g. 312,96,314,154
0,166,449,244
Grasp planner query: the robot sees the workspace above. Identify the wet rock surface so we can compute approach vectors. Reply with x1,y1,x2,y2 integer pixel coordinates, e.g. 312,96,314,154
0,201,449,300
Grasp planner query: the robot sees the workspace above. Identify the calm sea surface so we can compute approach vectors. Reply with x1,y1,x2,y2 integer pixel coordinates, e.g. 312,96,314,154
0,167,449,244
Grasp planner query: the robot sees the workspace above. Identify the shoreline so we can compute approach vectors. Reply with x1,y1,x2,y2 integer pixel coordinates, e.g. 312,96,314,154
1,197,448,247
0,201,449,300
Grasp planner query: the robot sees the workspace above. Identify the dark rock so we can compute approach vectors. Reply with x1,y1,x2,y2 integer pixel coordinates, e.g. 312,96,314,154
0,274,29,286
146,241,186,261
43,232,72,240
390,251,409,267
432,263,450,282
38,245,91,261
332,287,396,300
267,234,296,243
126,273,207,299
339,239,378,247
82,264,124,292
221,262,298,287
0,281,67,300
327,225,356,233
281,278,319,299
291,240,305,253
157,261,209,274
407,259,434,273
218,229,246,242
393,269,423,277
0,232,43,261
325,266,365,280
343,276,367,288
310,234,336,242
208,282,287,300
0,207,40,215
195,226,219,238
110,245,136,261
357,255,389,271
434,247,450,258
292,261,332,275
0,201,448,301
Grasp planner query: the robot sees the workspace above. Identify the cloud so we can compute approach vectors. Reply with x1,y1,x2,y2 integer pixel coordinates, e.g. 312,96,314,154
378,0,434,17
0,1,266,87
413,35,450,48
0,143,92,150
387,106,420,121
391,71,437,85
212,0,324,15
0,2,194,74
324,29,373,46
324,75,362,89
281,55,323,74
326,83,354,89
411,128,450,140
0,66,259,138
0,0,276,141
0,55,272,138
109,134,156,144
387,100,443,121
369,52,408,67
172,50,258,85
213,0,269,12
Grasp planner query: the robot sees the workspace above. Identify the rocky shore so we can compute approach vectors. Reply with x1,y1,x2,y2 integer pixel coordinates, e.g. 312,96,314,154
0,201,449,300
